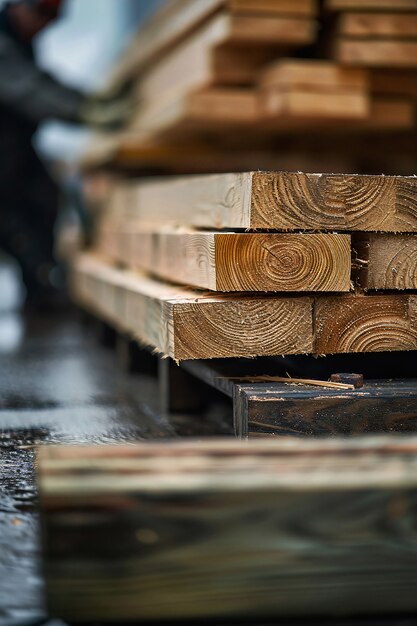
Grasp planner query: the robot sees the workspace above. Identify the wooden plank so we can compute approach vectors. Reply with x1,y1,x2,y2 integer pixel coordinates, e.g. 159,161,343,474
353,233,417,290
39,436,417,622
133,89,410,140
71,254,314,360
237,379,417,438
326,0,417,11
261,89,369,119
132,88,259,135
337,40,417,68
98,227,351,292
339,12,417,37
229,0,317,15
260,59,368,91
224,14,316,44
315,294,417,354
113,172,417,232
181,360,417,437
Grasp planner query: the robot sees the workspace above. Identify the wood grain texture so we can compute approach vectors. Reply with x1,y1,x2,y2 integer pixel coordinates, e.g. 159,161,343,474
39,437,417,622
98,227,351,292
353,233,417,290
315,294,417,354
250,171,417,230
72,254,314,360
340,12,417,37
110,172,417,232
337,40,417,68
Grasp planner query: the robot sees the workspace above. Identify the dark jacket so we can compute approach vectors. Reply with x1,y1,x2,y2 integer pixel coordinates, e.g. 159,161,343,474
0,8,84,193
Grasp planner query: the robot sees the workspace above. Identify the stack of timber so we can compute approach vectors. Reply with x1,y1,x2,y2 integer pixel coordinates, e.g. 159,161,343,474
328,0,417,70
81,0,417,175
71,170,417,361
39,437,417,621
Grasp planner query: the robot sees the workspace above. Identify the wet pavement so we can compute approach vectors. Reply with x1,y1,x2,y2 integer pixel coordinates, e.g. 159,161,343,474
0,309,232,624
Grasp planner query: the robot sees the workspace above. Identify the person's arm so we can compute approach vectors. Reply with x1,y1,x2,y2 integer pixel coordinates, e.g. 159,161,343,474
0,32,85,123
0,33,134,129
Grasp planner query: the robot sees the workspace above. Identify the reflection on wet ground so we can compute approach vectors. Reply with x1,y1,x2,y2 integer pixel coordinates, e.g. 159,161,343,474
0,309,232,623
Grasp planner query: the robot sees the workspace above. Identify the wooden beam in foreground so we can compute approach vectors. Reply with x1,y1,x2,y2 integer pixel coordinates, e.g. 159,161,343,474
315,294,417,353
353,234,417,290
71,254,313,360
98,227,351,292
39,436,417,622
110,171,417,232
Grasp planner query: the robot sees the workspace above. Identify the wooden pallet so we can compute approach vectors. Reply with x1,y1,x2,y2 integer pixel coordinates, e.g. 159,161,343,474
180,359,417,438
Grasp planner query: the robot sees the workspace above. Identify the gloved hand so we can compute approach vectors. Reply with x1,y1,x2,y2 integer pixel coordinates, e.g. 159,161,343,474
79,81,137,130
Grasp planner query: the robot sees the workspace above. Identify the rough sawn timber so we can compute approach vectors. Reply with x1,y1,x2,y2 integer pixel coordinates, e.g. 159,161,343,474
71,254,314,360
110,172,417,232
39,436,417,622
353,233,417,290
97,227,351,292
315,294,417,353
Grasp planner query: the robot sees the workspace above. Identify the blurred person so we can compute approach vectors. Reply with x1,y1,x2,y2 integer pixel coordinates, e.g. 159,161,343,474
0,0,132,306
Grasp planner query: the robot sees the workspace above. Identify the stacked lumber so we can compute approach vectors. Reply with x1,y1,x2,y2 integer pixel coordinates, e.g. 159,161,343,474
80,0,417,175
126,1,317,139
39,437,417,621
329,0,417,68
71,171,417,360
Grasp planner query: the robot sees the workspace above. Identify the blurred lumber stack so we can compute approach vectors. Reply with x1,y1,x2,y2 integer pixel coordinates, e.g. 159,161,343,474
328,0,417,68
327,0,417,104
81,0,417,175
71,171,417,360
